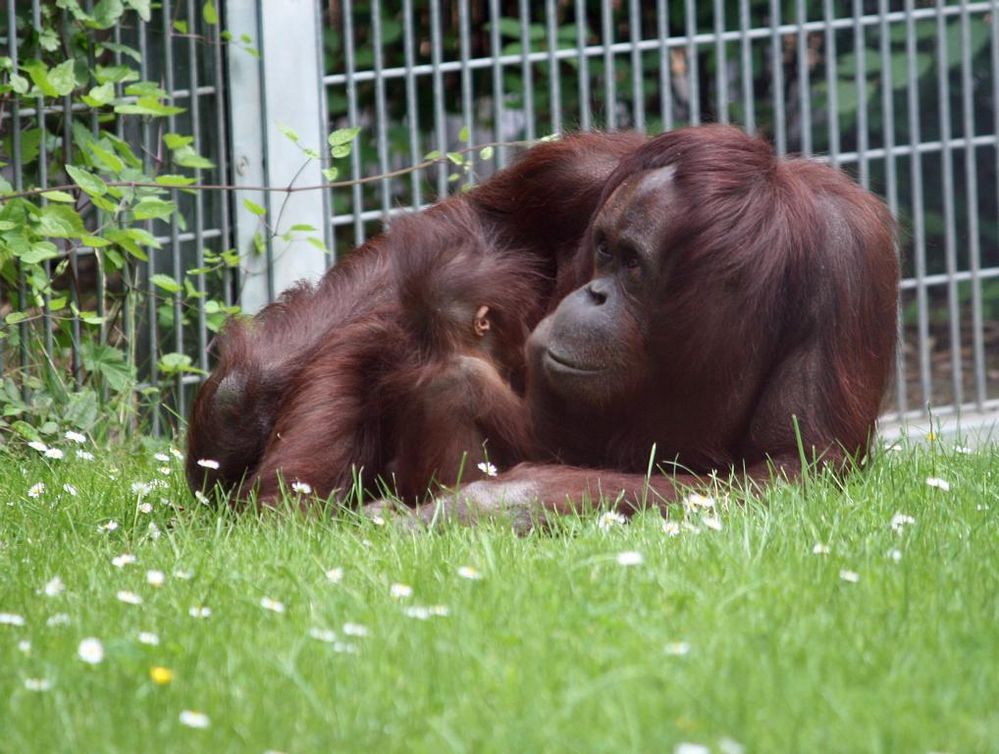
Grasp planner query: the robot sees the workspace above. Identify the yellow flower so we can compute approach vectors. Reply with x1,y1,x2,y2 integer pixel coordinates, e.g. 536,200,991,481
150,666,174,685
926,431,937,442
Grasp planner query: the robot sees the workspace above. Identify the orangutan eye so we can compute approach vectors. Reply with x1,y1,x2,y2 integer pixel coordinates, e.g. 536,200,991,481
595,240,612,264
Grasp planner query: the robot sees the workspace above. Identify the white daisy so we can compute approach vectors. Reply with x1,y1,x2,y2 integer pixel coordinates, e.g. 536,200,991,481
194,491,211,505
890,513,916,534
839,569,860,584
196,458,220,470
78,637,104,664
24,678,52,692
62,484,78,497
308,627,337,643
27,482,46,498
702,515,723,532
325,567,344,583
812,543,831,555
76,450,95,461
116,590,143,606
597,511,627,531
111,553,136,568
18,639,31,653
925,477,951,491
46,613,70,627
137,502,153,514
260,597,286,614
189,606,212,618
44,448,64,460
662,521,681,537
0,613,25,626
675,743,710,754
27,441,48,453
616,551,644,566
138,631,160,645
390,583,413,599
178,710,210,729
43,576,65,597
98,520,119,533
665,641,691,656
64,431,87,444
887,548,903,562
146,570,165,587
457,566,482,580
682,493,715,509
477,461,498,477
291,480,312,495
342,622,369,637
154,452,170,463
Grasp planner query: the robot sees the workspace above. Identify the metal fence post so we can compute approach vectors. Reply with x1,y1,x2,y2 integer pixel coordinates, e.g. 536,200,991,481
224,0,329,314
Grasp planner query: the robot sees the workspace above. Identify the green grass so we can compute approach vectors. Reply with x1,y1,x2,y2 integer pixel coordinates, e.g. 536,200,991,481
1,437,997,754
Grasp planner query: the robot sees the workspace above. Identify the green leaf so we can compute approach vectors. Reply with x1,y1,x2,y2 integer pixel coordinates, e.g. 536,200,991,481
114,96,185,116
0,221,16,231
65,165,108,197
306,236,329,253
124,0,151,21
80,342,135,391
19,242,60,264
173,20,189,34
159,352,205,375
132,197,176,221
103,229,148,260
41,190,77,203
81,235,111,248
328,127,361,148
37,206,86,238
150,273,182,293
163,133,193,150
278,124,300,143
202,1,218,25
92,0,125,28
82,81,116,107
87,141,125,174
155,174,196,187
242,198,266,217
322,167,339,181
458,125,470,143
423,150,441,161
5,312,29,325
330,144,351,159
478,145,494,161
121,227,161,248
446,152,465,166
173,146,214,170
95,64,139,84
38,28,60,52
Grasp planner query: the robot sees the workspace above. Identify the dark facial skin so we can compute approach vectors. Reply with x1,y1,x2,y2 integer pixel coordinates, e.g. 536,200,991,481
527,166,681,411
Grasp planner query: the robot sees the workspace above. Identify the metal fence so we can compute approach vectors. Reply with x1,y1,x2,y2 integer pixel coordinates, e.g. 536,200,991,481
1,0,997,436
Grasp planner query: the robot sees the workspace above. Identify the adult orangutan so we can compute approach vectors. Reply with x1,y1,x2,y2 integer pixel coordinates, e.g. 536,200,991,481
186,132,645,504
398,124,898,529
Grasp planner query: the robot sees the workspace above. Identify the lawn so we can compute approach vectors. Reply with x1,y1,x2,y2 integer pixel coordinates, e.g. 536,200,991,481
0,435,996,753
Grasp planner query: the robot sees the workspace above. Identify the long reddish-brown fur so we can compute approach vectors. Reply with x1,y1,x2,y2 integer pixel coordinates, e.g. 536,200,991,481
186,132,645,504
409,125,899,527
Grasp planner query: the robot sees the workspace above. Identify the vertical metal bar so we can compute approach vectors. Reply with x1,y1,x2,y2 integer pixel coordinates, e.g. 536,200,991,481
628,0,644,131
162,0,186,420
852,0,869,188
879,0,904,417
935,0,963,410
402,0,423,206
992,2,999,405
739,0,754,134
796,0,812,154
518,0,536,141
459,0,476,182
430,0,448,197
489,0,507,167
685,0,700,125
138,10,159,435
253,0,275,304
769,0,785,154
713,0,728,125
371,0,392,216
905,0,932,409
186,0,207,375
657,0,673,131
313,0,333,264
601,0,616,129
33,1,54,364
823,0,840,165
7,2,29,390
576,0,592,131
959,0,985,408
545,0,562,135
342,0,364,243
